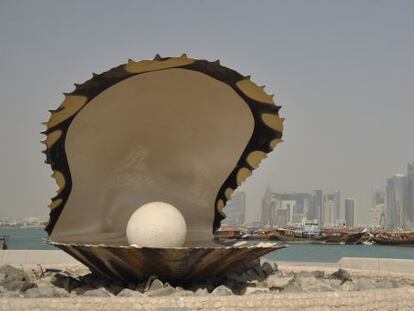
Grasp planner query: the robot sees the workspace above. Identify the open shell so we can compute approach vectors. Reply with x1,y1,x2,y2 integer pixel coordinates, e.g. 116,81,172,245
42,55,284,281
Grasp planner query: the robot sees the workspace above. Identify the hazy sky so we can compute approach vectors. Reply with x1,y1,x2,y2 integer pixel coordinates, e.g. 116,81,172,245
0,0,413,224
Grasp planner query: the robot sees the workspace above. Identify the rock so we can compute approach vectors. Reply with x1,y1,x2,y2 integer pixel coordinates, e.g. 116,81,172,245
354,278,377,291
79,273,107,289
82,287,113,297
211,285,233,296
106,284,124,295
295,277,325,292
0,265,29,283
341,281,358,291
0,265,31,291
265,275,294,290
24,287,59,298
51,273,81,292
322,278,342,290
377,279,399,289
333,269,352,282
144,276,163,292
261,262,274,277
243,287,270,295
245,259,261,271
194,288,208,296
225,271,248,283
295,277,340,292
230,259,261,275
294,271,324,279
147,284,177,297
117,288,145,297
281,283,304,293
170,289,194,297
245,269,261,281
3,281,29,292
252,265,266,280
73,286,90,295
20,282,37,292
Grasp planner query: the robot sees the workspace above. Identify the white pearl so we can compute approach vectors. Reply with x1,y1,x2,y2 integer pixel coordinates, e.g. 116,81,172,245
126,202,187,247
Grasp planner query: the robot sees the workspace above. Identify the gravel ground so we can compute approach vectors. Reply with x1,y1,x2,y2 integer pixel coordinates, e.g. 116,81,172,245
1,261,414,310
1,287,414,311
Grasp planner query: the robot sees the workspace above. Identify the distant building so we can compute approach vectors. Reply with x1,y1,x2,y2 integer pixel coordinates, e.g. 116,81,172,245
322,191,340,226
408,162,414,224
334,190,341,222
261,187,274,226
222,191,246,226
370,190,385,227
261,188,311,226
386,174,408,229
345,198,355,228
309,190,323,225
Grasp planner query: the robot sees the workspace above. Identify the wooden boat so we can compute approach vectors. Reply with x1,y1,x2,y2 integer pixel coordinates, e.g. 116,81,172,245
270,229,328,244
325,232,365,245
373,232,414,245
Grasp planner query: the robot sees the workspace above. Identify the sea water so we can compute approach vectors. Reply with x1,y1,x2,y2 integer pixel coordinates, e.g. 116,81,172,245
1,227,414,262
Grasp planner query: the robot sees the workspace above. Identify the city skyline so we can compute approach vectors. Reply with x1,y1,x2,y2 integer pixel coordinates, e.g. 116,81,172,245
223,161,414,229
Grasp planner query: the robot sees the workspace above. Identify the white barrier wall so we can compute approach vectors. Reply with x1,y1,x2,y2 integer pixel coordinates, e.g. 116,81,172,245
339,257,414,274
0,250,79,265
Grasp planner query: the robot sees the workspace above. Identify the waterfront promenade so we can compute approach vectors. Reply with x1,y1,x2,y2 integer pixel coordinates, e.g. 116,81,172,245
2,287,414,311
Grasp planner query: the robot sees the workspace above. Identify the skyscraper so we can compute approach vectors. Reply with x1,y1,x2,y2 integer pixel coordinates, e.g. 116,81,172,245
310,190,323,225
222,191,246,226
322,191,341,226
386,174,408,229
323,193,335,226
334,190,341,222
260,189,312,226
345,198,355,228
407,162,414,224
261,187,274,226
370,189,385,227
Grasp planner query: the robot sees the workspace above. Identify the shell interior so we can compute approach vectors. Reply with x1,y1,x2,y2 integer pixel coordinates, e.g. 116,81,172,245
43,55,283,253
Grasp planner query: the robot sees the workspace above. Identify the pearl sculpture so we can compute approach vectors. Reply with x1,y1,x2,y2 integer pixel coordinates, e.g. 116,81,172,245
126,202,187,247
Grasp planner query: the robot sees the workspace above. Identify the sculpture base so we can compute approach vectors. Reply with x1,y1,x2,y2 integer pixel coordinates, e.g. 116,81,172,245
48,240,284,283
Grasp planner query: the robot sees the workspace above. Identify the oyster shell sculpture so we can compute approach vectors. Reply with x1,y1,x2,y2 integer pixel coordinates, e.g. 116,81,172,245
42,55,285,283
